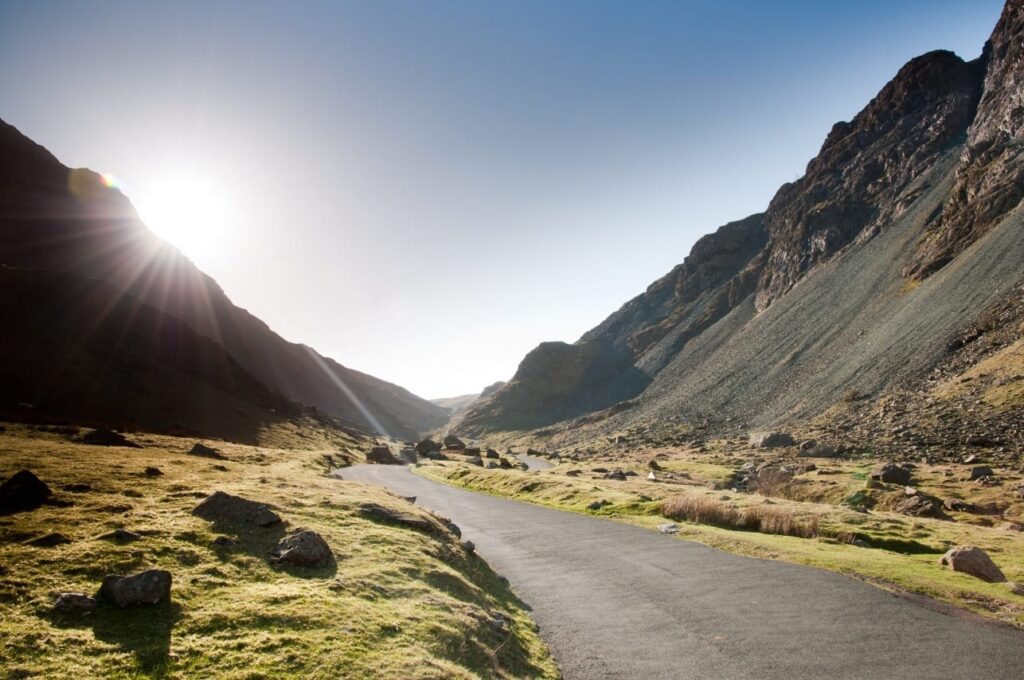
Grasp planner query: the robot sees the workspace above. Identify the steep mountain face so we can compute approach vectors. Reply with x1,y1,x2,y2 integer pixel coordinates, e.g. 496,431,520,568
0,119,447,440
908,0,1024,278
460,3,1024,438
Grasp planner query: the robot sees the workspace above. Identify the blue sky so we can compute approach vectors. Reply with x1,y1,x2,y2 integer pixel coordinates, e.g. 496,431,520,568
0,0,1003,397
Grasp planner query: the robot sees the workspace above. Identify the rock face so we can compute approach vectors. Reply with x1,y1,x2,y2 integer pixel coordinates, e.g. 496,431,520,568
270,530,333,567
191,491,282,527
0,470,51,514
908,0,1024,278
939,545,1007,582
99,569,172,607
456,7,1024,440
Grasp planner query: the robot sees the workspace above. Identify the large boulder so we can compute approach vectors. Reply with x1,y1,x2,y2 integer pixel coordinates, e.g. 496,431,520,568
894,494,942,518
192,491,281,527
365,445,399,465
966,465,995,481
870,462,911,485
939,546,1006,583
0,470,52,514
748,432,794,448
443,435,466,451
398,447,418,465
270,530,333,567
415,438,441,455
99,569,172,607
79,429,142,448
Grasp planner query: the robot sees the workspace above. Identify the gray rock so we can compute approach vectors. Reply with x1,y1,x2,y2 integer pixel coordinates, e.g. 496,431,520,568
359,503,435,532
967,465,994,480
657,523,679,534
366,445,400,465
398,447,418,465
271,530,333,568
144,467,163,477
939,546,1006,583
192,491,282,527
25,532,71,547
54,592,97,614
748,432,794,448
80,429,142,448
415,438,441,455
443,435,466,450
99,569,172,607
870,462,911,485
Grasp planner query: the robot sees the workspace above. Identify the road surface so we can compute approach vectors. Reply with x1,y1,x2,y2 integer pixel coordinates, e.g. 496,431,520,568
343,464,1024,680
516,454,553,470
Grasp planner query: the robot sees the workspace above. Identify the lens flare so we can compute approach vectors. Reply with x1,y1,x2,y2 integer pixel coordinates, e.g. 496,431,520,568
100,173,120,190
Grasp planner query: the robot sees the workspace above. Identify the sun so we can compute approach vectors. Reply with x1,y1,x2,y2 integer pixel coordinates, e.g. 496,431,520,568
133,173,233,261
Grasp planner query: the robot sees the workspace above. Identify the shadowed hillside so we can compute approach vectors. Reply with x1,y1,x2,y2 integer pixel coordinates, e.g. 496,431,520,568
0,120,447,440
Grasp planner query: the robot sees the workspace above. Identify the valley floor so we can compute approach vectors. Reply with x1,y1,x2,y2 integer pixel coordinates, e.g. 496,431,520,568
345,463,1024,680
0,424,557,679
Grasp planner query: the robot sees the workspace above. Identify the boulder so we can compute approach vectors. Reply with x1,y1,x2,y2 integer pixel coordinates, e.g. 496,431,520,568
484,448,499,459
498,458,513,469
648,459,661,470
53,592,97,614
870,462,911,485
99,569,172,607
270,530,333,568
798,444,837,458
79,429,142,448
647,471,657,481
462,540,476,553
966,465,994,481
526,448,546,457
144,467,163,477
398,447,418,465
604,471,627,481
798,439,818,451
365,446,399,465
189,442,224,459
443,435,466,451
657,523,679,534
894,494,942,518
464,446,482,455
748,432,794,448
939,546,1006,583
26,532,71,547
63,483,92,493
192,491,282,527
484,461,500,469
415,438,441,455
359,503,435,532
0,470,52,514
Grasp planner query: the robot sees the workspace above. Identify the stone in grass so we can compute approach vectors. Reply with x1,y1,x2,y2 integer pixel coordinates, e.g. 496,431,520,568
939,546,1006,583
658,523,679,534
79,429,142,448
359,503,435,533
144,467,163,477
99,569,172,607
0,470,51,514
870,462,911,485
270,530,333,568
189,442,225,459
748,432,794,448
587,500,609,511
192,491,282,527
26,532,72,547
53,592,98,614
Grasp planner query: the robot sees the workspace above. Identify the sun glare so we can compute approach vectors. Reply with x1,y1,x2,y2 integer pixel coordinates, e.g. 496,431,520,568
134,173,233,260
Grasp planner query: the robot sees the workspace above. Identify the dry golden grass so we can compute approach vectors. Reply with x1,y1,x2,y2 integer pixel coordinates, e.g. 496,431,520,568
661,493,820,539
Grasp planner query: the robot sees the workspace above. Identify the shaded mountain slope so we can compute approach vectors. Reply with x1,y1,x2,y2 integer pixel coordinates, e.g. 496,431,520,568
0,119,447,440
0,267,306,443
459,3,1024,438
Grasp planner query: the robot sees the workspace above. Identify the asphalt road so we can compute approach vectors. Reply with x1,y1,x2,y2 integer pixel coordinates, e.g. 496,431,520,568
516,454,553,470
342,464,1024,680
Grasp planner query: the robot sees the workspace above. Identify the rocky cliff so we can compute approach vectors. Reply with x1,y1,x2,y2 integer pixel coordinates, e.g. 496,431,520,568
0,119,448,440
459,1,1024,437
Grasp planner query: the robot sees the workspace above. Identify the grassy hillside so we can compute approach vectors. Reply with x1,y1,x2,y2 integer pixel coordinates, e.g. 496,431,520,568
0,424,557,679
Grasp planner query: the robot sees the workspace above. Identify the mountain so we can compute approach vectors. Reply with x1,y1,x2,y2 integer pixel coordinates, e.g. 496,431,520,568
0,119,448,441
458,0,1024,441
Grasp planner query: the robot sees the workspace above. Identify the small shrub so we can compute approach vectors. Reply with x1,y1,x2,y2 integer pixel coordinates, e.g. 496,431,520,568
660,493,819,539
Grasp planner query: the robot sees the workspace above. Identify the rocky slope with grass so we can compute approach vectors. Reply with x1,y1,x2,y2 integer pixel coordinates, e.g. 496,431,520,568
0,424,557,678
0,119,448,441
458,0,1024,443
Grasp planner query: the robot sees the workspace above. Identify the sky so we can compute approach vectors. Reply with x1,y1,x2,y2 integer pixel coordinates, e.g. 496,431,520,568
0,0,1004,399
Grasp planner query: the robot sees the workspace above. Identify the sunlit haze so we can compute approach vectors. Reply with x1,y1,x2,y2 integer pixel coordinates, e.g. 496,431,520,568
0,0,1002,398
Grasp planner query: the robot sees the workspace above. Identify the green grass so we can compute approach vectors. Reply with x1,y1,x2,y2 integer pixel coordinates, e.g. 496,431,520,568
417,460,1024,628
0,425,558,679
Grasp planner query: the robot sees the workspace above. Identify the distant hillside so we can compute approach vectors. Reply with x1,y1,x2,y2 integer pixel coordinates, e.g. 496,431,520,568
459,1,1024,439
0,119,448,441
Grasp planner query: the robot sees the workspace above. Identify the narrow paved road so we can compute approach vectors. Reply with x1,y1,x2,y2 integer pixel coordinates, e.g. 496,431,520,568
516,454,552,470
343,465,1024,680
